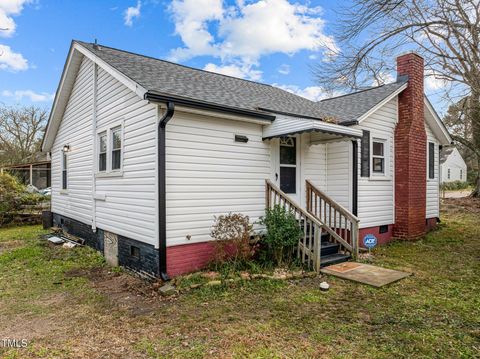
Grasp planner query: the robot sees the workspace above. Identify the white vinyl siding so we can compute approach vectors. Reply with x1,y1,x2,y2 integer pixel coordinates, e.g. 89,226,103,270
326,141,352,210
426,122,440,219
354,98,397,228
165,112,270,246
51,56,94,226
303,136,327,195
94,66,158,246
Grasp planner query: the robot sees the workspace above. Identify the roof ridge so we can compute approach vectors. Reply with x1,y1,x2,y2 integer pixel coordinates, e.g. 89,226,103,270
318,80,405,102
74,40,275,88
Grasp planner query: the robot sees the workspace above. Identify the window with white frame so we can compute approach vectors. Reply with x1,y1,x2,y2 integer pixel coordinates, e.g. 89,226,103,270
96,123,123,174
460,170,463,180
447,168,451,179
371,139,386,175
111,127,122,171
62,151,68,190
98,132,107,172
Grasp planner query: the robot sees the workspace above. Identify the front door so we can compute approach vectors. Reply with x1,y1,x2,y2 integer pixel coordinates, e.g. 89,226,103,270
276,136,301,203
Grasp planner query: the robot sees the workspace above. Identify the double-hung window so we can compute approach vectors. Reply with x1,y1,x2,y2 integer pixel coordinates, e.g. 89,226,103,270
97,123,123,175
372,139,386,175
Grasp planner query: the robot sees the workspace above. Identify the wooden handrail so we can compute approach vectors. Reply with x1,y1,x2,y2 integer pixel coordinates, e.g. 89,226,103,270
305,180,359,223
265,179,356,271
305,180,359,260
266,180,326,228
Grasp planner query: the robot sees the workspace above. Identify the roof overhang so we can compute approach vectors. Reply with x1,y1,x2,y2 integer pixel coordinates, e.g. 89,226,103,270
146,91,275,122
350,82,408,125
262,115,363,140
424,97,452,145
42,41,148,152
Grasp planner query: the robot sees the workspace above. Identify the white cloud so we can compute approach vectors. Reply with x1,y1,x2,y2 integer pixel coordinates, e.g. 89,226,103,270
274,83,331,102
371,72,395,87
425,70,449,91
169,0,337,79
0,0,31,37
204,62,262,81
124,1,141,27
169,0,223,61
1,89,54,102
0,44,28,71
278,64,290,75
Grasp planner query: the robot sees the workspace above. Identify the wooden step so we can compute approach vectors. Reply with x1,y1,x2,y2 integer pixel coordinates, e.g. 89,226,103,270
320,253,351,267
321,242,339,256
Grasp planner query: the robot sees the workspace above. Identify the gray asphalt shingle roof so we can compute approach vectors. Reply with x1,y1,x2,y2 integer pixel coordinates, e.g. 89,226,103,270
76,41,327,120
316,80,408,124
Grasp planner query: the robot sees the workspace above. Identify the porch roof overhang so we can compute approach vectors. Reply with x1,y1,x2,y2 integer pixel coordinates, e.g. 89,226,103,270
262,115,363,141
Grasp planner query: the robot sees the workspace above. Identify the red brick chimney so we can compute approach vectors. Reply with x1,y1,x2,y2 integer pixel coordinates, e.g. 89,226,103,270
393,52,427,239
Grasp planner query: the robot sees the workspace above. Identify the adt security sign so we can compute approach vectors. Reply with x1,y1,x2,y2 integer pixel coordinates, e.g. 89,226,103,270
363,234,377,249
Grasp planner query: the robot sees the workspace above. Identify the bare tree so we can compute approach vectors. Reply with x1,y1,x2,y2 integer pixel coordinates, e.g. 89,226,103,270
0,106,48,166
314,0,480,197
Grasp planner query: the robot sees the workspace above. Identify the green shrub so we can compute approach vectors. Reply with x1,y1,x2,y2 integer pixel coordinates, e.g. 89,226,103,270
440,180,471,191
258,205,303,267
0,173,46,226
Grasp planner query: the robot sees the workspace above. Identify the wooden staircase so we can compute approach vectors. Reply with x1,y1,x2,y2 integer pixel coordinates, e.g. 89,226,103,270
265,180,359,272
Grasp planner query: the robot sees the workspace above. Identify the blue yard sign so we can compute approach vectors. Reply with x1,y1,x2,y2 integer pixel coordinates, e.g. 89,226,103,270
363,234,377,249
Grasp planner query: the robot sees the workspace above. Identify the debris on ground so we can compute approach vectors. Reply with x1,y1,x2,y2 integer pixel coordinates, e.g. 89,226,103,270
319,281,330,291
47,236,64,244
159,283,176,296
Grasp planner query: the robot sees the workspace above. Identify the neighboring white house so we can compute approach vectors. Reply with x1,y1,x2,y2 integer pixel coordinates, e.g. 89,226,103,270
440,147,467,183
42,41,451,278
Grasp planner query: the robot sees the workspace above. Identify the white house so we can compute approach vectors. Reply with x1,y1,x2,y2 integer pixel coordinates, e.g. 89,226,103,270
42,41,451,278
440,147,467,183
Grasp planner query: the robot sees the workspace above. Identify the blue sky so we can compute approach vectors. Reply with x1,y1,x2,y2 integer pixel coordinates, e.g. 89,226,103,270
0,0,446,112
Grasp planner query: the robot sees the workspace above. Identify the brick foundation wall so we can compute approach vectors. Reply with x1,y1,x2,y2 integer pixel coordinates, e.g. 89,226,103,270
53,212,159,277
394,52,427,240
166,242,216,277
425,217,438,232
359,224,394,247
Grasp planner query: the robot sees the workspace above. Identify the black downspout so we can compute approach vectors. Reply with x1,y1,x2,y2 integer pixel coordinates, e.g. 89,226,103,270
158,102,175,281
352,140,358,216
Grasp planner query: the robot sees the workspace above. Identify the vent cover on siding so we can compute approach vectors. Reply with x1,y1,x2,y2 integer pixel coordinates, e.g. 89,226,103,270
361,130,370,177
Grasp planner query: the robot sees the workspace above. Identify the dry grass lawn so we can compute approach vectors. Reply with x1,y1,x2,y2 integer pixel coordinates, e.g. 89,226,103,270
0,198,479,358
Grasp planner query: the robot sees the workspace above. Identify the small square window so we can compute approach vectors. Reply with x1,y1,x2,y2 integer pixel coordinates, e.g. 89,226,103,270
373,142,384,156
379,225,389,234
130,245,140,259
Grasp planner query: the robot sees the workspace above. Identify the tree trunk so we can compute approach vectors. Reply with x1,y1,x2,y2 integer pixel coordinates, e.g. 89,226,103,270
472,157,480,198
469,92,480,198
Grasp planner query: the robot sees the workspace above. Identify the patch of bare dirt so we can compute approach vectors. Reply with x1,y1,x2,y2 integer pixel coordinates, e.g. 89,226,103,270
442,196,480,214
65,267,172,316
0,240,23,255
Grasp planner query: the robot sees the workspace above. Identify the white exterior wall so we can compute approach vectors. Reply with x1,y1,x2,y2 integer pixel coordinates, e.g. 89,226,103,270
426,123,440,219
93,67,158,246
354,98,397,229
165,113,271,247
51,57,158,246
51,57,94,225
326,141,352,210
440,148,467,183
